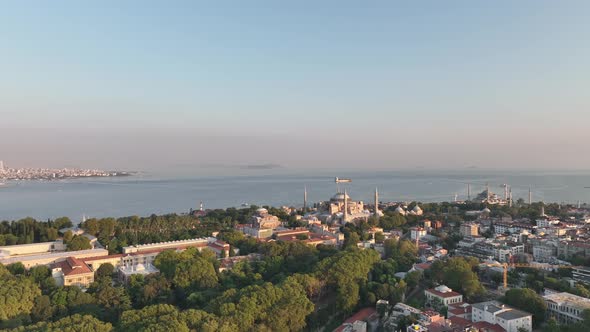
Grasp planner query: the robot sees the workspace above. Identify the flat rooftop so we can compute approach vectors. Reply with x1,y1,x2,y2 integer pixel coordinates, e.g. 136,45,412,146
544,292,590,309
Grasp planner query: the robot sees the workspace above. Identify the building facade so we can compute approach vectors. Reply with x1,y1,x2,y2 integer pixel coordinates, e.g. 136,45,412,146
424,285,463,306
472,301,532,332
543,292,590,325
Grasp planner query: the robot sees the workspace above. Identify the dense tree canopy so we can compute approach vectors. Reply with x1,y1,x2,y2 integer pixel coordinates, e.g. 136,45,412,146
428,257,484,300
10,314,112,332
0,275,41,320
66,235,91,251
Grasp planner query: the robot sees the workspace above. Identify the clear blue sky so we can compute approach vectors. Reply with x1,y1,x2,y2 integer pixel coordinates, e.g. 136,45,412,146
1,1,589,171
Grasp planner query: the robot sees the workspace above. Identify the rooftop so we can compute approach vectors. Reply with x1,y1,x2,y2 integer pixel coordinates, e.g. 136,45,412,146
496,309,532,320
543,292,590,310
426,285,463,298
54,257,93,276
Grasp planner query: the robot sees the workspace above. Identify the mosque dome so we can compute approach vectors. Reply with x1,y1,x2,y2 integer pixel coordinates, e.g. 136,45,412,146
482,208,491,214
331,193,350,201
256,208,269,215
395,206,406,214
412,205,423,213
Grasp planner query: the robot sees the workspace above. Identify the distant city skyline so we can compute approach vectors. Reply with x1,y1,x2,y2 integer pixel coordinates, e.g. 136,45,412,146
1,1,589,172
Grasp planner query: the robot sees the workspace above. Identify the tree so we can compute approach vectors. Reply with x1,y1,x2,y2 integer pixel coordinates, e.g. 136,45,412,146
28,265,51,284
405,271,422,289
63,230,73,243
94,281,131,310
6,262,26,276
343,231,360,249
428,257,484,300
11,314,112,332
173,257,218,289
374,232,385,243
119,304,189,332
503,288,547,327
0,276,41,320
31,295,54,322
95,263,115,280
66,235,91,251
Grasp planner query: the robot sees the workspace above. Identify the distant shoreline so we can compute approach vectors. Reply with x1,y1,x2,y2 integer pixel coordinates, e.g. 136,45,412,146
0,171,135,181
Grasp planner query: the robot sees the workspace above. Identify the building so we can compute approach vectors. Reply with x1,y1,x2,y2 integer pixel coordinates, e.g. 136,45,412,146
122,237,229,257
0,248,109,269
82,254,123,271
572,266,590,284
250,208,281,229
472,301,532,332
558,241,590,259
0,240,66,259
425,285,463,306
533,243,558,263
322,191,367,223
447,302,472,320
460,223,479,237
119,262,159,283
543,291,590,325
392,303,422,316
406,324,427,332
51,257,94,288
334,307,378,332
410,227,427,242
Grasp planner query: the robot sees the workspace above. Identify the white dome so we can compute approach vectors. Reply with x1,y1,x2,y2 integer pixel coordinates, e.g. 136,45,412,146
482,208,491,213
256,208,268,214
395,206,406,213
331,193,350,201
412,205,422,212
435,285,452,293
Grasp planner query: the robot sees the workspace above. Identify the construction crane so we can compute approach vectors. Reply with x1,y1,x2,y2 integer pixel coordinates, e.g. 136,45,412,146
483,262,574,290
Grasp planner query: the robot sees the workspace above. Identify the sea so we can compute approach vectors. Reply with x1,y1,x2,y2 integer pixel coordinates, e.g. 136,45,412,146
1,169,590,221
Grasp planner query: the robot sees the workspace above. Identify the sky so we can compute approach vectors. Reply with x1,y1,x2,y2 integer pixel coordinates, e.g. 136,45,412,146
1,1,589,173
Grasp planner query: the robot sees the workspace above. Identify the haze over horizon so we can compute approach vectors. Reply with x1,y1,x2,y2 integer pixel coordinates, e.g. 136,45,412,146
2,1,589,172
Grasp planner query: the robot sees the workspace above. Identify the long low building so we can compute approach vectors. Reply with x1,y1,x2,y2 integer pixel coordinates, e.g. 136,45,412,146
1,248,109,269
0,240,66,258
543,291,590,325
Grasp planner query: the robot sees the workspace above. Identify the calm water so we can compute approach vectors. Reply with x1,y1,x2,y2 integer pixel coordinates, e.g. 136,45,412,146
1,170,590,221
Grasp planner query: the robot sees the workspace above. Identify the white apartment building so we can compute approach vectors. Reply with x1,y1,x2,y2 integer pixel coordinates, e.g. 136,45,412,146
543,292,590,325
533,243,557,263
472,301,532,332
410,227,427,241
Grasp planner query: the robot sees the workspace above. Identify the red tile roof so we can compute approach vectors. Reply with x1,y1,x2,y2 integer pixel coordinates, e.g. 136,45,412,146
55,257,93,276
82,254,123,262
448,316,472,329
473,321,505,332
334,308,377,332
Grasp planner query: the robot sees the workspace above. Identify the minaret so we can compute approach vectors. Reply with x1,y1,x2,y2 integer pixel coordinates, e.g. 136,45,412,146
486,182,490,202
467,183,471,201
199,201,203,211
343,189,348,222
541,203,545,217
374,187,380,218
509,187,513,208
529,188,532,205
303,186,308,212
